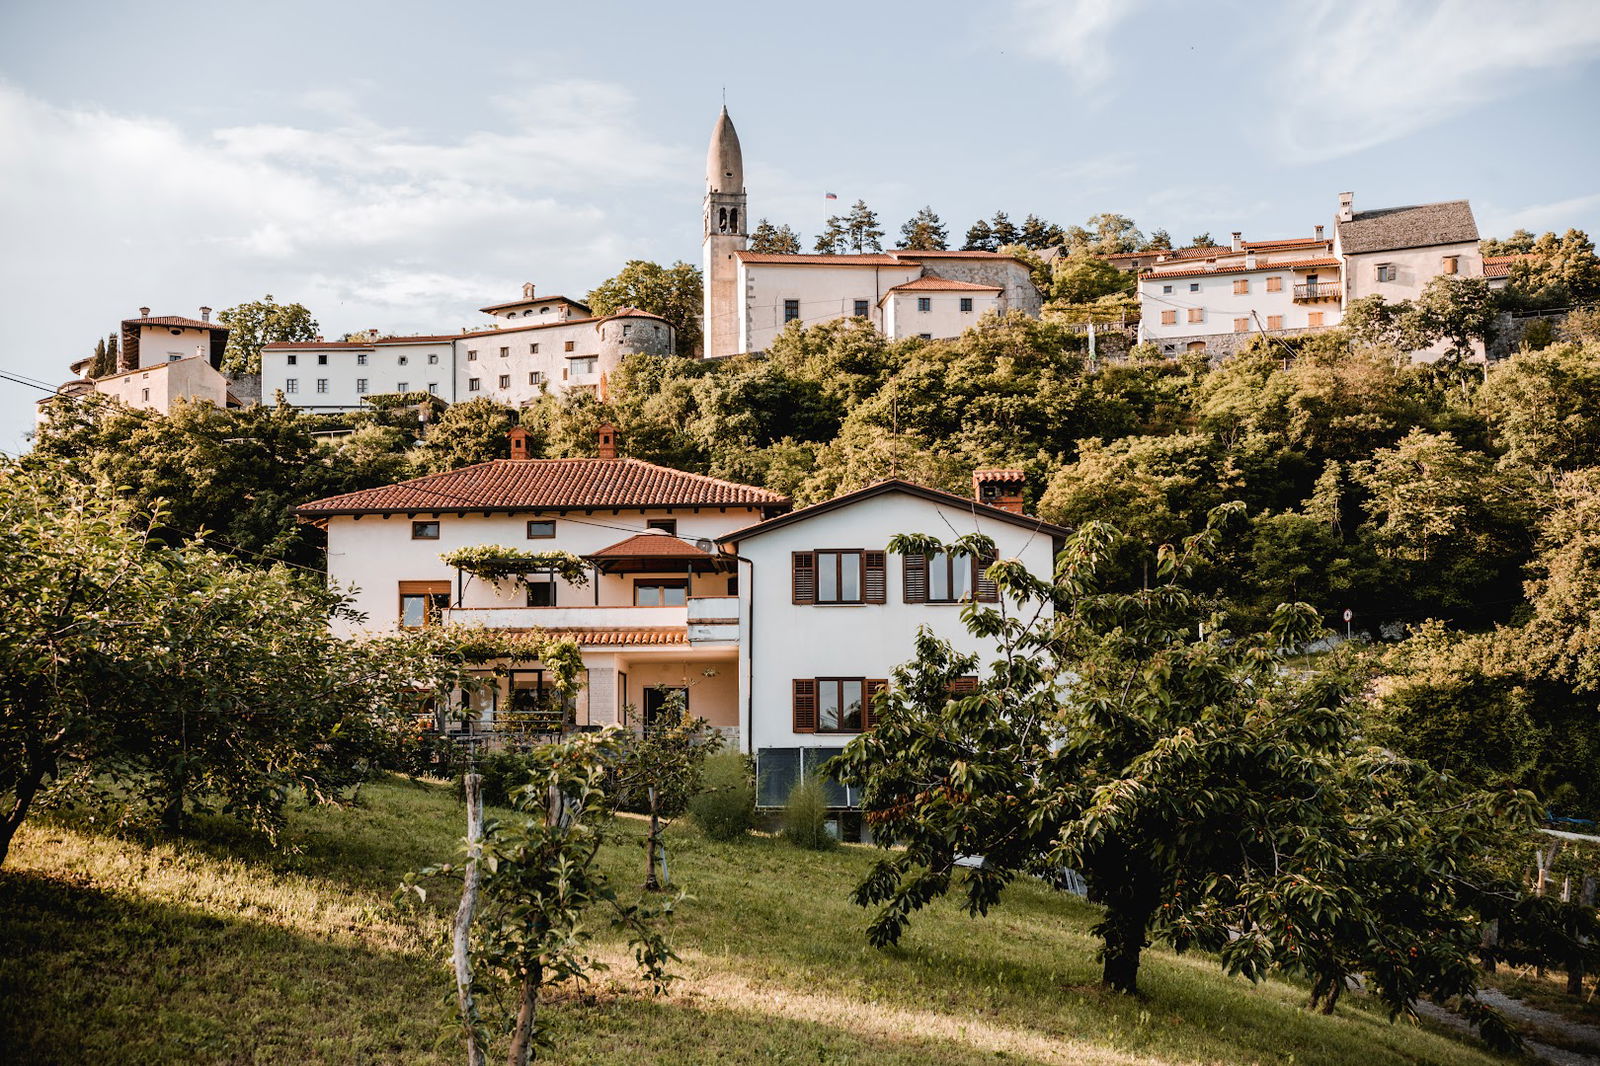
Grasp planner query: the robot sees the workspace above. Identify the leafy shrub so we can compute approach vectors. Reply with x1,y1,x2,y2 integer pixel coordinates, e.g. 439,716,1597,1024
689,750,756,840
780,774,835,850
457,749,537,808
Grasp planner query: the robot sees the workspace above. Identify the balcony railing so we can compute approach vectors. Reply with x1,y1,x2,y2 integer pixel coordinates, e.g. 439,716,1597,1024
687,596,739,644
1294,283,1341,302
440,597,740,645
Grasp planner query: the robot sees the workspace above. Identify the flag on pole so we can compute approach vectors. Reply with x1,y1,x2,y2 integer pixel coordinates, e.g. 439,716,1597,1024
824,192,837,200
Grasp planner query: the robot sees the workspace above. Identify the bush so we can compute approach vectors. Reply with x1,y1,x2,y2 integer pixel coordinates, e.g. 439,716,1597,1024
457,749,537,808
780,774,835,850
688,750,756,840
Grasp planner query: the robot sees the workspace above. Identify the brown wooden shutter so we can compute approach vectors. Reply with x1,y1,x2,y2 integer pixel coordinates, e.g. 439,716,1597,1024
792,679,817,733
792,551,816,605
902,553,928,603
863,679,887,729
974,552,999,603
946,676,980,695
863,551,887,603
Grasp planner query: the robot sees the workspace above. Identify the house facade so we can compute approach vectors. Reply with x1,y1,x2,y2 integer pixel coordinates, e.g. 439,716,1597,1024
39,307,241,423
717,472,1066,805
294,426,788,743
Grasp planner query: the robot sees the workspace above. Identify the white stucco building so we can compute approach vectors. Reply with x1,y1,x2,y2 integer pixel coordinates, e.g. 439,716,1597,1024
700,108,1042,358
262,336,458,411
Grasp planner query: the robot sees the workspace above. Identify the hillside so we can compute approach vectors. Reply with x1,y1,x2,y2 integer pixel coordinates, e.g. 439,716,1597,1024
0,777,1507,1065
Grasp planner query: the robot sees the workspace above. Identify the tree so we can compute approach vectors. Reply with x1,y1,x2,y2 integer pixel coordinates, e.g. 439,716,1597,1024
586,259,703,357
1414,275,1498,363
1144,229,1173,251
832,515,1530,1047
1501,229,1600,311
412,397,520,474
87,336,113,378
988,211,1019,247
1063,213,1144,256
843,200,885,253
1481,229,1539,257
1019,213,1064,250
217,295,318,375
613,691,721,890
749,219,802,254
962,219,996,252
1050,251,1134,304
407,729,678,1066
1480,340,1600,471
1190,232,1219,248
813,215,848,255
897,206,948,250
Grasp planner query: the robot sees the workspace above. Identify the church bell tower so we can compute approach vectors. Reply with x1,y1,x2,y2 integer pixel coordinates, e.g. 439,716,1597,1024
702,105,747,359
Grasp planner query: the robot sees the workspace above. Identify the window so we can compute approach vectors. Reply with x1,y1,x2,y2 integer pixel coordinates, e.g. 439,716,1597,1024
1187,308,1204,323
1265,276,1283,293
526,520,556,539
356,378,368,393
498,374,511,389
1187,340,1208,352
141,388,149,402
1189,283,1200,292
960,297,973,312
634,580,687,606
428,383,438,395
468,378,481,391
918,333,933,340
927,551,974,603
316,378,328,393
564,340,576,352
398,355,408,365
530,343,539,354
1234,317,1250,333
854,299,869,317
1308,311,1325,327
428,353,439,364
286,354,298,365
529,371,543,385
467,350,478,361
784,299,800,322
499,346,509,358
902,549,996,604
411,521,440,540
396,381,408,392
1267,315,1284,330
1233,279,1249,295
524,573,557,607
1442,255,1459,275
569,356,598,375
819,551,862,603
794,550,887,605
318,354,328,365
399,581,450,629
647,518,677,535
917,297,932,312
285,378,298,393
169,353,181,361
817,678,865,732
622,324,632,337
1160,310,1177,326
1376,264,1396,283
1162,285,1173,294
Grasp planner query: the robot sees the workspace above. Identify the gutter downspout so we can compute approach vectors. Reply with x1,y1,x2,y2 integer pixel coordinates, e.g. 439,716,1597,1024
722,547,756,755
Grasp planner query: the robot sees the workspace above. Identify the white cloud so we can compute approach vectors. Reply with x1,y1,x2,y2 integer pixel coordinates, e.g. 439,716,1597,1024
0,80,695,449
1478,191,1600,237
1275,0,1600,161
1012,0,1146,87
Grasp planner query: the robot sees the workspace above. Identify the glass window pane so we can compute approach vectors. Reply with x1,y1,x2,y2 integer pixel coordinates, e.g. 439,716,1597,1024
840,555,861,601
841,680,863,731
636,584,661,606
818,680,839,730
929,552,950,601
663,584,687,606
950,553,972,601
401,595,425,628
818,552,838,601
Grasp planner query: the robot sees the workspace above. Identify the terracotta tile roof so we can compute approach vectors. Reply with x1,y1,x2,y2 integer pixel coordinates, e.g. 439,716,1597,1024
736,251,909,266
885,276,1003,293
1482,253,1537,279
296,458,790,516
890,249,1023,259
587,533,715,559
1141,256,1341,280
719,478,1070,545
1104,246,1220,262
972,468,1026,483
1241,237,1327,251
1337,200,1478,255
479,295,591,314
456,307,665,340
264,335,459,350
123,315,228,332
499,626,689,647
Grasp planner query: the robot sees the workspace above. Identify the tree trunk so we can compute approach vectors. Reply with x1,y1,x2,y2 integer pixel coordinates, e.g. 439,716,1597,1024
1100,897,1155,995
163,767,187,834
505,959,542,1066
644,786,661,892
454,773,486,1066
0,761,47,867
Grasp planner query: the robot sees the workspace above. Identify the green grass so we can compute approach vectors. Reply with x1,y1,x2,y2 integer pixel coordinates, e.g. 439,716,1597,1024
0,777,1517,1065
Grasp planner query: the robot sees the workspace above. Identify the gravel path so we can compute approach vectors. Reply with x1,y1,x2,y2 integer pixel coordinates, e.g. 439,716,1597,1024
1414,987,1600,1065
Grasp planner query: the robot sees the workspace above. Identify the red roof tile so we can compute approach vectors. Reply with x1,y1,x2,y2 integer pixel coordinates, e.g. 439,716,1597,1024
296,458,789,516
264,335,459,350
889,249,1023,259
1141,256,1341,280
587,533,715,559
124,315,228,332
1483,253,1537,279
456,308,665,340
972,468,1026,482
496,626,689,647
735,252,909,266
885,276,1002,292
479,295,591,314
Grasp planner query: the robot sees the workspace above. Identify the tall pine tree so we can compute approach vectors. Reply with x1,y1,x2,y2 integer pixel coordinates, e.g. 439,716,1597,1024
844,200,885,253
897,206,949,250
989,211,1020,247
750,219,802,254
963,219,996,251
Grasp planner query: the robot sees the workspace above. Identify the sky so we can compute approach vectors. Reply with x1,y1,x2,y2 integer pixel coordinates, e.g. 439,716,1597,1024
2,0,1598,451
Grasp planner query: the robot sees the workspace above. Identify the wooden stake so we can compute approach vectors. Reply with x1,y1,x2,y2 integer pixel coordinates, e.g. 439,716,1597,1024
455,773,486,1066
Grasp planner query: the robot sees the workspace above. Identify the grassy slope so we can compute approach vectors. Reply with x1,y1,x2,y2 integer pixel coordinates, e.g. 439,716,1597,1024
0,778,1511,1066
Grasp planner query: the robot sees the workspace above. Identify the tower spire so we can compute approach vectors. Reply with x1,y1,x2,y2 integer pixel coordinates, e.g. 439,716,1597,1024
702,104,749,359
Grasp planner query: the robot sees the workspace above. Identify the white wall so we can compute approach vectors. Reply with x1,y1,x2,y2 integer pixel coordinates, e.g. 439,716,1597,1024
94,356,228,413
1343,240,1481,303
325,506,766,636
456,316,674,407
263,340,455,410
136,324,213,369
1139,264,1342,342
737,261,919,352
882,288,1000,340
727,489,1060,754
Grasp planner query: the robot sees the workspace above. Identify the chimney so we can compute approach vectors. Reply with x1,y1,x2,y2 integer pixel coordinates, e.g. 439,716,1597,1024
973,469,1026,515
522,282,536,300
508,425,532,460
1231,231,1243,252
199,306,211,322
1245,251,1257,269
139,306,151,317
596,422,618,460
1338,191,1354,223
1315,224,1325,241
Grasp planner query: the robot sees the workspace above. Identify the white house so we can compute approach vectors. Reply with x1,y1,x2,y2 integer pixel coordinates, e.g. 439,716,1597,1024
700,108,1042,358
716,471,1067,806
262,336,458,411
294,425,789,742
1136,230,1342,357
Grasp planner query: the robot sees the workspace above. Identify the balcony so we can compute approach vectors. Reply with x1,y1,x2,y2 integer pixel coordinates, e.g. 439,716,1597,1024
687,595,740,644
440,597,740,645
1293,282,1341,303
